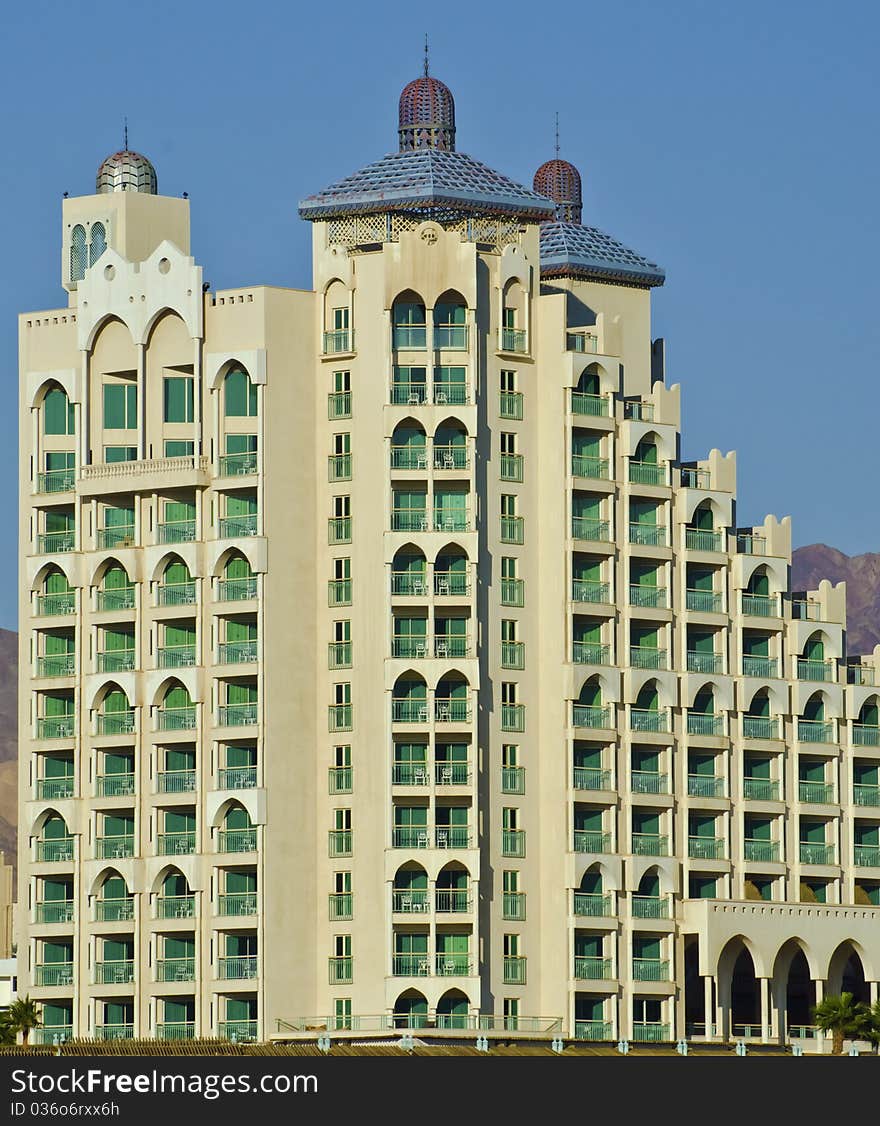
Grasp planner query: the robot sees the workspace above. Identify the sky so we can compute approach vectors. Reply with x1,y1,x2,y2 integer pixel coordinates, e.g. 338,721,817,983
2,0,878,630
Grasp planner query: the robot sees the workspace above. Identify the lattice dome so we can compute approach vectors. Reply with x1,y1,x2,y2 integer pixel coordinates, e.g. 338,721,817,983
533,158,582,223
399,75,456,152
96,150,158,194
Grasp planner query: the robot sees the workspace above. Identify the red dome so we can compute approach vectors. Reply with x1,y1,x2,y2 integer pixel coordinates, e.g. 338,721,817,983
398,75,456,152
533,158,582,223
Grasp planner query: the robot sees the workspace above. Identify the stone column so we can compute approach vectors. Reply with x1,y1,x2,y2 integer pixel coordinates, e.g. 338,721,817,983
760,977,771,1042
704,975,715,1037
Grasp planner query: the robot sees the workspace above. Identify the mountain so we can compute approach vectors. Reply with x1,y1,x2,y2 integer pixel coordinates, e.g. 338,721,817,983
791,545,880,656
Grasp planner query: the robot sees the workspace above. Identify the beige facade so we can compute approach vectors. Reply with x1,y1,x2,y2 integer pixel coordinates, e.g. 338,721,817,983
17,89,880,1049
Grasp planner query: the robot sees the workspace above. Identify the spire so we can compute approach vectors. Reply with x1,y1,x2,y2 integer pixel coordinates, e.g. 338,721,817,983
424,33,429,76
555,112,560,158
123,116,128,151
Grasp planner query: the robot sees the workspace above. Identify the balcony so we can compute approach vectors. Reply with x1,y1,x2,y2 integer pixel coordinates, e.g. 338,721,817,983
434,444,469,469
95,960,134,985
34,963,74,987
96,773,135,797
500,327,527,353
742,656,778,678
390,446,428,470
572,454,610,480
737,534,766,555
499,390,523,419
743,716,780,740
573,641,609,666
218,452,257,477
96,898,134,922
575,1020,613,1041
571,390,609,417
572,517,610,542
436,762,470,785
218,640,258,665
390,571,429,596
323,329,353,354
501,515,524,544
435,572,470,596
36,777,74,799
35,900,75,924
218,577,257,602
97,586,136,611
329,453,352,485
854,784,880,807
630,585,666,608
848,666,876,686
685,528,722,552
741,593,778,617
37,468,76,493
218,892,257,916
797,658,835,682
632,959,670,982
500,453,524,481
854,845,880,867
566,330,598,353
157,645,196,670
391,762,428,785
502,829,526,857
632,895,670,919
502,765,525,793
686,651,722,674
799,842,835,865
35,837,74,863
220,515,258,539
96,835,134,860
36,592,76,616
689,836,725,860
681,467,710,489
218,704,258,727
158,831,196,856
157,706,197,731
328,830,352,857
686,589,722,613
218,955,258,980
156,895,195,919
630,646,666,670
391,954,429,977
32,1027,73,1045
156,1023,196,1041
632,833,668,857
799,781,834,804
97,525,135,550
434,826,471,848
37,715,75,740
743,777,780,801
502,891,526,919
628,461,667,486
574,579,610,604
435,889,471,913
392,889,429,913
501,703,525,731
632,1023,671,1042
97,710,135,736
435,699,471,723
573,766,611,791
501,577,525,605
158,769,197,793
158,520,196,545
37,530,76,553
792,600,822,621
393,324,427,349
391,699,428,723
434,636,470,659
327,578,351,606
219,1020,257,1042
96,649,135,674
435,953,472,976
157,958,195,982
94,1024,134,1041
571,702,612,729
574,830,611,853
688,774,724,798
687,713,724,737
852,725,880,747
574,892,612,917
629,523,666,547
328,765,352,793
503,956,527,984
631,771,668,794
797,719,834,744
328,390,351,418
630,709,668,733
574,956,612,981
218,828,257,852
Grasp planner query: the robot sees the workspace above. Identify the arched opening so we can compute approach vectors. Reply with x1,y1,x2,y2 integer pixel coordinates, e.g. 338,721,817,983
574,676,605,727
38,567,75,616
730,947,759,1036
70,226,87,283
390,421,427,469
828,942,870,1004
434,543,469,596
223,368,257,419
575,364,601,396
436,989,470,1030
433,291,467,350
683,940,706,1034
158,681,196,731
435,673,470,722
391,546,427,596
97,684,134,736
391,674,428,723
89,222,107,266
220,553,256,601
785,949,813,1033
433,420,467,467
501,279,526,351
158,870,194,918
691,501,714,530
393,990,428,1029
392,292,427,349
97,871,133,921
856,697,879,743
37,812,73,861
436,862,469,913
158,556,194,606
631,433,664,485
97,561,135,612
220,803,256,853
392,863,428,913
634,868,664,918
41,381,75,438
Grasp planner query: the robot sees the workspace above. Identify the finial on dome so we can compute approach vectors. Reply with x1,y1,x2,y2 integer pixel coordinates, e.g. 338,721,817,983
398,54,456,152
533,150,583,224
96,142,158,195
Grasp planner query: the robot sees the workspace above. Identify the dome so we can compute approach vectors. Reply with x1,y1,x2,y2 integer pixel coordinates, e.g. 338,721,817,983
96,150,158,194
533,158,582,223
398,75,456,152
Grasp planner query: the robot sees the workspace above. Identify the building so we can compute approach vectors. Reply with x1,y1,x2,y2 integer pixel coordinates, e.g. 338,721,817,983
17,67,880,1049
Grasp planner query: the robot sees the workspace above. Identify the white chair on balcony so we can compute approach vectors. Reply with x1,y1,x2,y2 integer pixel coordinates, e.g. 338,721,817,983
441,451,455,469
436,702,451,723
417,959,429,976
436,829,449,849
435,575,449,596
416,451,428,469
416,830,428,849
413,766,428,785
439,765,453,785
435,389,448,405
435,640,449,659
407,392,421,406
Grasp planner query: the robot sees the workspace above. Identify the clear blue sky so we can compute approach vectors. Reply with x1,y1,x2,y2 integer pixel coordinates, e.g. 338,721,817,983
4,0,878,629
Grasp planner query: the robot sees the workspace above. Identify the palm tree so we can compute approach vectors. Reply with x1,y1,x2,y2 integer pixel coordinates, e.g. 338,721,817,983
812,992,871,1055
0,1010,17,1046
7,996,42,1045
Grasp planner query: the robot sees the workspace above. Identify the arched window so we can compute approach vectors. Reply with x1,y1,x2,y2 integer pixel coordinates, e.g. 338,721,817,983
220,554,255,601
221,805,256,852
433,296,467,349
70,225,87,282
99,564,134,611
159,559,194,606
392,297,427,349
89,222,107,266
39,569,74,616
43,386,75,436
98,874,133,921
391,423,427,469
224,369,257,418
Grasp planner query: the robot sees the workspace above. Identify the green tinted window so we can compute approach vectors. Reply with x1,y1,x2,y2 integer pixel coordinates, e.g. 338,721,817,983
163,377,194,423
224,370,257,417
44,387,75,435
103,383,137,429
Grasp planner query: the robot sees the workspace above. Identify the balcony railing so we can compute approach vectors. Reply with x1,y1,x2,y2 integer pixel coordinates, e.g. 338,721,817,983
503,956,527,984
156,1023,196,1041
157,958,195,982
687,712,724,737
434,444,469,469
391,762,428,785
573,641,609,666
685,528,722,552
33,1027,73,1045
629,522,666,547
502,891,526,919
799,842,835,865
624,400,654,421
501,515,524,543
158,520,196,545
742,655,778,678
36,837,74,862
743,716,779,740
96,835,134,860
218,955,258,980
97,526,135,550
156,895,195,919
158,769,197,793
574,579,610,603
741,593,778,617
573,766,611,791
35,900,75,923
391,954,429,977
218,577,257,602
499,389,523,419
854,844,880,867
218,452,258,477
737,534,766,555
854,784,880,807
630,646,666,670
36,592,76,616
328,454,352,481
501,576,524,605
435,699,472,723
853,725,880,746
37,715,75,740
95,959,135,985
688,774,724,798
328,830,352,857
574,892,612,917
37,531,76,553
435,762,470,785
94,1023,134,1041
797,719,834,743
36,776,74,799
572,517,610,542
218,828,257,852
502,829,526,857
628,461,667,486
797,656,836,683
219,1020,257,1042
219,515,258,538
799,780,834,804
687,651,722,674
632,1023,671,1042
96,898,134,922
500,327,527,353
34,963,74,987
575,1020,613,1041
571,390,609,416
435,889,470,913
323,329,353,353
37,468,76,493
680,467,710,489
848,665,876,686
689,836,725,860
630,708,668,733
96,772,135,797
157,706,197,731
630,585,666,608
36,651,76,678
743,777,780,801
220,640,259,665
97,586,136,611
393,325,426,349
632,959,670,982
156,581,196,606
392,889,429,913
328,390,351,418
574,956,612,980
686,589,722,613
158,645,196,669
435,571,470,596
218,892,257,916
435,953,472,976
631,771,668,794
158,831,196,856
632,895,670,919
95,649,134,674
792,600,822,621
390,571,429,596
572,455,609,480
500,453,524,481
97,710,135,736
500,703,525,731
391,699,428,723
573,830,611,853
218,704,258,727
573,704,612,728
502,765,525,793
632,833,668,857
328,765,352,793
566,330,598,353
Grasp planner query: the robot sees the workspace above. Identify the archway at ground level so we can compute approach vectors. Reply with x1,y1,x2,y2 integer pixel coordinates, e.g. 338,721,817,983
393,990,428,1029
785,950,813,1031
730,948,759,1034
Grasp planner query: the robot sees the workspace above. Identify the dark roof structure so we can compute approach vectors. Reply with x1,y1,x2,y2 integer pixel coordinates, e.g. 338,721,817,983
539,220,665,287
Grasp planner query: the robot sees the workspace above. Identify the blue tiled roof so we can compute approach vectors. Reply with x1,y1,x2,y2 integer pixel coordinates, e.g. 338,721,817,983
299,149,556,222
540,221,665,287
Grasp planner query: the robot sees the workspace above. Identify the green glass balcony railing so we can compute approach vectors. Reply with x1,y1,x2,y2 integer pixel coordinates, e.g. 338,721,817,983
391,762,428,785
157,831,196,856
96,898,134,922
687,774,724,798
741,593,777,617
97,526,135,549
501,765,525,793
34,963,74,987
566,330,598,353
392,826,430,848
157,958,195,982
624,401,654,421
220,515,258,538
854,844,880,867
502,956,527,984
629,461,667,486
574,830,611,853
37,715,75,740
218,828,257,852
391,381,428,405
157,519,196,544
743,716,779,740
328,390,351,418
36,776,74,799
219,1020,257,1042
854,784,880,807
574,892,612,917
573,641,609,666
500,327,527,353
33,1027,73,1045
158,769,197,793
573,703,612,729
632,895,670,919
501,576,525,605
686,589,722,613
154,645,196,670
218,892,257,916
434,571,470,596
434,324,468,349
630,646,667,670
96,835,134,860
391,509,429,532
435,762,470,785
792,600,822,621
390,571,428,596
220,640,259,665
95,959,136,982
632,834,668,857
500,452,524,481
572,517,609,542
797,658,835,682
573,579,609,603
501,515,524,544
502,829,526,857
633,959,670,982
36,592,76,616
574,956,612,980
157,706,197,731
743,777,780,801
36,837,74,862
97,586,136,611
435,953,472,976
632,1023,670,1042
572,455,610,480
573,766,611,790
570,391,609,416
37,468,76,493
36,653,76,678
97,650,135,673
390,446,428,470
630,584,666,608
853,725,880,746
686,651,723,674
156,1023,196,1041
323,329,353,354
156,895,195,919
219,955,258,980
218,577,258,601
687,712,724,737
799,780,834,804
797,720,834,743
502,890,526,919
432,382,470,406
35,900,75,923
685,528,722,552
37,531,76,553
391,954,429,977
328,453,352,481
742,655,778,678
499,389,523,419
632,771,668,794
219,452,257,477
737,533,766,555
392,889,429,913
97,710,135,736
434,825,471,848
155,581,196,607
630,708,668,733
96,772,135,797
218,704,258,727
214,765,255,791
575,1021,613,1041
500,703,525,731
689,836,725,860
391,699,428,723
799,842,834,865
